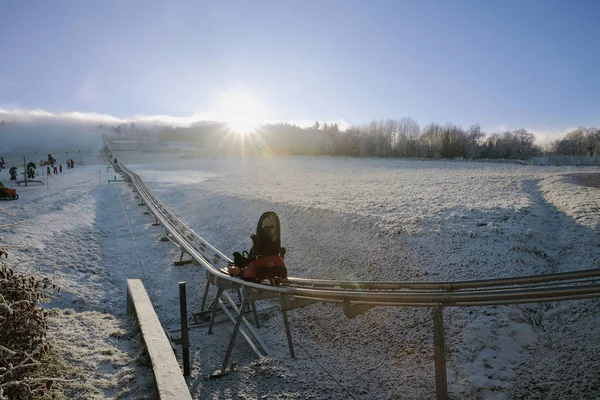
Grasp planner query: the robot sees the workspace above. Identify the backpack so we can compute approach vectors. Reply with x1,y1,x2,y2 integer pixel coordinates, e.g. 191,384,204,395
233,251,251,268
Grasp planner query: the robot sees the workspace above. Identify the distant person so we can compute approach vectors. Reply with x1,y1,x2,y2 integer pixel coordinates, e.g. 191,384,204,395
0,157,4,170
53,166,58,175
26,161,36,179
9,167,17,181
47,166,51,176
59,164,62,173
113,158,118,164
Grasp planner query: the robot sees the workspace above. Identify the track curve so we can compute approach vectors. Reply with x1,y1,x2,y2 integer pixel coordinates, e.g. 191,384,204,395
114,161,600,308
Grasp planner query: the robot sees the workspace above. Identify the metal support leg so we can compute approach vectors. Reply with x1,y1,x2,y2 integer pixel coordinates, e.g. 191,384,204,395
433,304,448,400
159,228,169,242
208,288,224,334
281,307,295,358
200,279,211,311
179,282,190,376
251,301,260,329
220,299,248,373
174,248,192,266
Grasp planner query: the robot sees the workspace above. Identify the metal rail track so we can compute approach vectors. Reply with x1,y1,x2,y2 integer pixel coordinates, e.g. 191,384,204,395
116,162,600,306
110,154,600,399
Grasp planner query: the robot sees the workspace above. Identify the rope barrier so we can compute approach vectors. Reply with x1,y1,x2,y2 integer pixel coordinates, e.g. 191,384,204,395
114,184,147,281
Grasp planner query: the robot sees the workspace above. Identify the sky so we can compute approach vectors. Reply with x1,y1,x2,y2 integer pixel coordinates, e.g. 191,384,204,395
1,0,599,136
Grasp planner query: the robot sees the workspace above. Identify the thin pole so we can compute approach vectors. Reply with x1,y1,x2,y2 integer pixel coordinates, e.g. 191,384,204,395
22,156,27,187
179,282,190,376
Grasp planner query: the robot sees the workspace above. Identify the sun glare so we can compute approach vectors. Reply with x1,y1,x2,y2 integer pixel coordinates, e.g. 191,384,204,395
217,90,268,134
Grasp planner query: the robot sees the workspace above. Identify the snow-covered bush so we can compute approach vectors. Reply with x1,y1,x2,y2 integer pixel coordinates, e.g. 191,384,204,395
0,262,59,399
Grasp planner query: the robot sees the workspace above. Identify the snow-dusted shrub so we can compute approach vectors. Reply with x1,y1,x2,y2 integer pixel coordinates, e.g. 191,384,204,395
0,263,59,399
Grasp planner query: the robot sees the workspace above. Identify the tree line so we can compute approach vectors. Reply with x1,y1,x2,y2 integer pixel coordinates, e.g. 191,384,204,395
552,127,600,156
154,119,600,160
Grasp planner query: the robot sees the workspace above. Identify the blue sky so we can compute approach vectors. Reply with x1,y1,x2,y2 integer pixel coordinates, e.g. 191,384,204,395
0,0,598,134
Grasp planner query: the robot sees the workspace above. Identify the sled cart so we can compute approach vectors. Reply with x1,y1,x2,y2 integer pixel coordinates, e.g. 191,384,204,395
0,187,18,201
228,211,287,285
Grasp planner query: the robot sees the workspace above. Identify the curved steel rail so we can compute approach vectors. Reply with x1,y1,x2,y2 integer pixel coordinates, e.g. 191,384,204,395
108,152,600,399
114,161,600,308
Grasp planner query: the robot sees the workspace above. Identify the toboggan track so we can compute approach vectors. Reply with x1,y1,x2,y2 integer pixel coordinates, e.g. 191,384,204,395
110,154,600,399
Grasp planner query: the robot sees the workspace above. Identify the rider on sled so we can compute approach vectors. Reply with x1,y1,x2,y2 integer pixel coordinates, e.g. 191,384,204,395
229,212,287,285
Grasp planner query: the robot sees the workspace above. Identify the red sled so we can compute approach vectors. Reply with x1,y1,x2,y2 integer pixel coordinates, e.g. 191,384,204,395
229,211,287,285
0,187,18,201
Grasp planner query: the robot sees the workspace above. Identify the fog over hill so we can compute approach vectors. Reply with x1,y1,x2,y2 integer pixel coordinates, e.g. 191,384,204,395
0,108,205,156
0,122,105,155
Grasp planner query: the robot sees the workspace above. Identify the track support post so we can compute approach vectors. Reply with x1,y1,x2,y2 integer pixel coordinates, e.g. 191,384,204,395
159,229,169,242
282,308,295,358
220,298,248,374
200,279,211,311
208,288,224,334
178,282,190,376
280,295,296,358
174,248,193,266
433,304,448,400
250,301,260,329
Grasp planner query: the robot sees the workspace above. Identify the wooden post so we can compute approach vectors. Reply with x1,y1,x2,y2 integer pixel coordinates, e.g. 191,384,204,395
433,304,448,400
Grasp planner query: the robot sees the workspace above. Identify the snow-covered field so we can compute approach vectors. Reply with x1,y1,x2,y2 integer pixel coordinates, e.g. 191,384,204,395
1,143,599,399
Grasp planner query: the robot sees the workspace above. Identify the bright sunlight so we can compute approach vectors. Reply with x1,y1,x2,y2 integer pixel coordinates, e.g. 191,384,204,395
217,90,269,134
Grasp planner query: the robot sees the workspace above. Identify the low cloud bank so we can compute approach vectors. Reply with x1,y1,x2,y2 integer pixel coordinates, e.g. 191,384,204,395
0,109,214,155
0,108,213,127
1,107,581,155
0,123,104,157
0,108,350,154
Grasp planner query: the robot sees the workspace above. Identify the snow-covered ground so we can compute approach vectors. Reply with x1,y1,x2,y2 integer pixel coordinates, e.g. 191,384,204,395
1,143,599,399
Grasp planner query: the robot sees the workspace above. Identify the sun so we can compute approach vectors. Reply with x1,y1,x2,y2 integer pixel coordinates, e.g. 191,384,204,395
217,90,268,134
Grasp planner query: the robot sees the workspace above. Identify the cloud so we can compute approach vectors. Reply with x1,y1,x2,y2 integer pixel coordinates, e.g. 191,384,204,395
526,127,576,146
484,124,508,133
482,123,577,145
0,108,351,131
132,112,220,126
280,118,350,131
0,108,124,125
0,108,212,126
